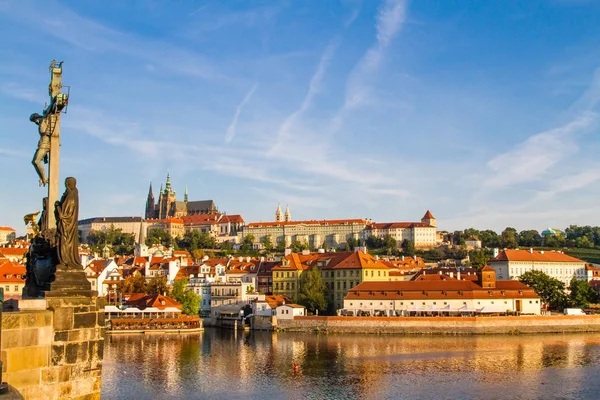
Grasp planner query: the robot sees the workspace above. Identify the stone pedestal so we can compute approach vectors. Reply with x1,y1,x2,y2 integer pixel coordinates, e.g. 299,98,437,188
45,269,93,298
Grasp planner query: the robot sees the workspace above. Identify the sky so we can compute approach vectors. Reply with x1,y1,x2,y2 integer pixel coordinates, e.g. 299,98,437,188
1,0,600,236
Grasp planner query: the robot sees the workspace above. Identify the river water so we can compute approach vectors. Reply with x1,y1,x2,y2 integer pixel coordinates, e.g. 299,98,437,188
102,329,600,399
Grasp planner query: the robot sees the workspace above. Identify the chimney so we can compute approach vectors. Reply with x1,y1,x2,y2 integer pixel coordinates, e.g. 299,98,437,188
529,248,533,254
401,256,405,261
449,272,454,278
413,255,417,261
246,256,250,262
457,271,461,280
540,250,544,255
492,248,499,258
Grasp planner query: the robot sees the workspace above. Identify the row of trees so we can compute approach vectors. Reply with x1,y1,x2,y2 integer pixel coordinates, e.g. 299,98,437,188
519,270,598,310
86,226,136,255
451,225,600,250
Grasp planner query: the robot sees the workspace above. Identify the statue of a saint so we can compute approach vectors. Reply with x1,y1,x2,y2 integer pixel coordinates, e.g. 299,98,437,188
30,113,52,187
55,177,83,270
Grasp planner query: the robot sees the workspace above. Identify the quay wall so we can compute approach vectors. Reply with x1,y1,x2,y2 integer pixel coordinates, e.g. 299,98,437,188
277,315,600,335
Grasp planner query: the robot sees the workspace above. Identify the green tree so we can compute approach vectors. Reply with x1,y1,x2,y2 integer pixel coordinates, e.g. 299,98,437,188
172,279,201,316
519,270,568,310
260,236,274,251
568,278,598,308
517,230,542,247
297,266,327,314
346,237,359,251
469,249,491,270
382,235,397,255
479,230,501,248
501,227,518,249
146,228,172,247
240,234,255,252
366,235,383,249
121,275,147,294
147,276,170,296
275,239,286,252
290,240,309,253
401,239,415,256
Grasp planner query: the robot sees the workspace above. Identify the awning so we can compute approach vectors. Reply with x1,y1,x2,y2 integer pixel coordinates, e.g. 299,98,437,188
478,306,506,314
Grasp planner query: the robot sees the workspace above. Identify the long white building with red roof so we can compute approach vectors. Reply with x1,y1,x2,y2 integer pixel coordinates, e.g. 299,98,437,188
489,249,587,286
241,208,438,250
0,226,16,245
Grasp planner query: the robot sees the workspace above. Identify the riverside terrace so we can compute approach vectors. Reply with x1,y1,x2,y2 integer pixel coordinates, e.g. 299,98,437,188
340,267,542,316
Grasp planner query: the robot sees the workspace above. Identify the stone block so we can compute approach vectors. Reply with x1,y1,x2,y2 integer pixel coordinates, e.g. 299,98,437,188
41,367,58,384
3,314,21,330
68,329,83,342
54,331,68,342
4,369,41,388
2,330,22,349
37,311,53,327
65,342,89,364
74,306,90,313
58,365,71,382
6,346,49,372
15,299,47,311
60,382,72,398
74,312,97,329
21,313,39,329
38,326,53,346
20,328,39,347
51,344,65,365
71,377,94,398
96,311,105,327
1,350,6,373
53,307,74,331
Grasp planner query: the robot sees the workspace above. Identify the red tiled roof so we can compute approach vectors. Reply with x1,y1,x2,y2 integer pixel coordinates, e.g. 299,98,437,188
181,214,222,225
221,214,245,224
423,210,435,219
0,227,15,231
247,219,370,228
125,293,182,311
491,250,584,263
0,260,25,283
0,248,27,257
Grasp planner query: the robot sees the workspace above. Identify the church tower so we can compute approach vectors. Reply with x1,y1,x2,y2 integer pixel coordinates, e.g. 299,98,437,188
145,182,155,219
159,173,177,219
275,204,283,222
284,205,291,222
421,210,436,227
135,216,149,257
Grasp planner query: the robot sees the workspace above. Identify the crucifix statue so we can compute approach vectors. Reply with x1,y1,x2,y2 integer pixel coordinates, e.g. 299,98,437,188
29,60,68,230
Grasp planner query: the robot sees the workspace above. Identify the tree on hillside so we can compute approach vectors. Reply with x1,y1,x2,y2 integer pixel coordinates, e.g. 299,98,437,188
469,249,491,270
87,225,136,255
519,270,568,310
479,230,501,248
240,234,255,252
382,235,397,255
121,275,147,294
568,278,598,308
147,276,170,296
346,237,359,251
290,240,309,253
544,234,566,248
518,230,542,247
501,227,518,249
401,239,416,257
297,266,327,314
366,235,383,249
172,279,201,316
260,236,274,252
146,228,172,247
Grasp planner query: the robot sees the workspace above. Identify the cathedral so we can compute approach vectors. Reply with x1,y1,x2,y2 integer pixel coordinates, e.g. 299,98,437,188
145,174,218,219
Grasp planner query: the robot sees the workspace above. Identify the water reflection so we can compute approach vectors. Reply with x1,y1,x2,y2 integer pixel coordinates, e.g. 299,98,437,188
102,331,600,399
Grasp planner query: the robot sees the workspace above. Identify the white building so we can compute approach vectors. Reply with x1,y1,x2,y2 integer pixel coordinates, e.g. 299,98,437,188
78,217,143,244
489,249,587,287
365,211,438,249
0,227,16,245
343,267,541,315
276,304,306,319
84,259,119,297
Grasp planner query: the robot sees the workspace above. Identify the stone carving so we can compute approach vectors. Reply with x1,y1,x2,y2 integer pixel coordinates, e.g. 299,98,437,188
23,211,40,239
55,177,83,270
29,112,52,187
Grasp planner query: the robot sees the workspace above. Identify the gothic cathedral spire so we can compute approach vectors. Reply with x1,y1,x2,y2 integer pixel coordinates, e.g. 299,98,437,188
145,182,155,219
184,185,188,203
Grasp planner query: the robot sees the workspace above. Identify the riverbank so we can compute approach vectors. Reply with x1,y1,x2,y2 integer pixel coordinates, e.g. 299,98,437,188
276,315,600,335
106,327,204,335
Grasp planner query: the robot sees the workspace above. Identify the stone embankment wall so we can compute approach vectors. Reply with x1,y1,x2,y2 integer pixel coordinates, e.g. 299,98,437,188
1,297,105,399
277,315,600,335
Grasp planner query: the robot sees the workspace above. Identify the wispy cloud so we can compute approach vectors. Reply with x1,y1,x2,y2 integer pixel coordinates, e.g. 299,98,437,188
330,0,406,135
269,36,342,153
189,4,209,16
536,169,600,200
485,112,597,189
225,83,258,144
0,83,44,104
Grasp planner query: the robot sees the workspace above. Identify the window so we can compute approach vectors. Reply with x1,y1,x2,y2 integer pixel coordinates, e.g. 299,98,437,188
529,300,532,304
343,282,347,290
433,302,436,305
378,271,381,277
337,282,340,290
4,286,8,292
422,302,426,305
444,302,447,305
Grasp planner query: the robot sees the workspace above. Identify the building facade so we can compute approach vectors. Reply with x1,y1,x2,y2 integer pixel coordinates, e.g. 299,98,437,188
343,267,541,316
489,249,587,287
242,208,438,250
0,227,16,244
79,216,143,244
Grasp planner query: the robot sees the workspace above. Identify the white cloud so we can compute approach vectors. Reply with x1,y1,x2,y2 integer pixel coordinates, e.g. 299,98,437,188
225,83,258,144
485,112,597,189
0,83,44,104
537,169,600,200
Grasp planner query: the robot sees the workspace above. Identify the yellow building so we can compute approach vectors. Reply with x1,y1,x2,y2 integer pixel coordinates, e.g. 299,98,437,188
272,250,394,310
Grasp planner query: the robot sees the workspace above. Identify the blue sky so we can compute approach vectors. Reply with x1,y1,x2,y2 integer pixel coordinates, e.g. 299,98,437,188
1,0,600,236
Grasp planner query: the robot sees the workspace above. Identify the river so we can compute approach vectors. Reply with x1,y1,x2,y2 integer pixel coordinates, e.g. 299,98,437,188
102,329,600,399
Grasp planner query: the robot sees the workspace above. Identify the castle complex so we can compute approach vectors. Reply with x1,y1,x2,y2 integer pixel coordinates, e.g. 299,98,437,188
145,173,218,219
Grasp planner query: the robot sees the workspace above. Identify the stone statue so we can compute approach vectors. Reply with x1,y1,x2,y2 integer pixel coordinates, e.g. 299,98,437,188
55,177,83,270
23,211,41,239
30,112,52,187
